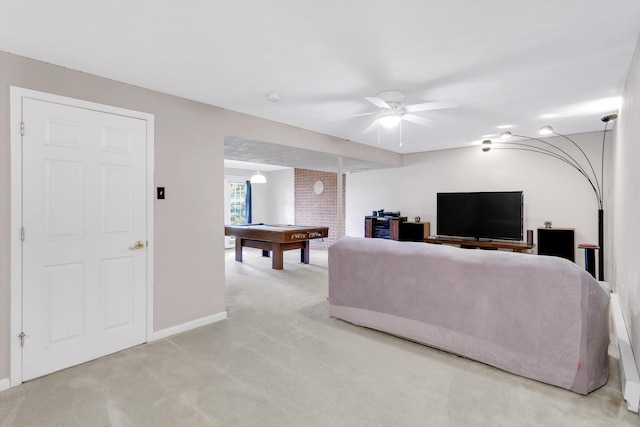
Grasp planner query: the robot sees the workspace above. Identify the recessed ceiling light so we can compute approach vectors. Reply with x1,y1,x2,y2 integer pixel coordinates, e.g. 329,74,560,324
500,131,513,139
496,124,514,129
539,126,554,135
267,92,281,102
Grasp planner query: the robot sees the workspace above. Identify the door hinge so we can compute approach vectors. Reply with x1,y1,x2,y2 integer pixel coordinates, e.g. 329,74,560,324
20,121,25,136
20,227,25,242
19,332,26,347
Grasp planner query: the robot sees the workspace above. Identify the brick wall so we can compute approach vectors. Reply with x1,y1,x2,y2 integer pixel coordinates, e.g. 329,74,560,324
294,169,346,250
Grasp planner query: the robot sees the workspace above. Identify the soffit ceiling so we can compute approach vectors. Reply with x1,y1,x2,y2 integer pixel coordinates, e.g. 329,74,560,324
1,1,639,165
224,137,389,173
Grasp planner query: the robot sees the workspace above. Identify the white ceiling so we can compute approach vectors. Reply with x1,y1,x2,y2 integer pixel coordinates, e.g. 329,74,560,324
1,1,639,163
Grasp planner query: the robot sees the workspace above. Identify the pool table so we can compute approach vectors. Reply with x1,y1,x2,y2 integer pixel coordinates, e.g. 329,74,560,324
224,224,329,270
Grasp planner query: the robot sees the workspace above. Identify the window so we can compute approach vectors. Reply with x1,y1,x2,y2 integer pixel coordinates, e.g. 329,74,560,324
229,182,247,225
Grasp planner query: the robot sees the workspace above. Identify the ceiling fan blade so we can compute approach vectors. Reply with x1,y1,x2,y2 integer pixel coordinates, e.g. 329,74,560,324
365,96,392,109
342,111,377,119
405,100,459,113
363,120,380,133
402,114,433,127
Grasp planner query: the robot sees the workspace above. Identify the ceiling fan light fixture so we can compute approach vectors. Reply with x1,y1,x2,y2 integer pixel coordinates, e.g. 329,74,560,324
379,114,402,128
250,169,266,184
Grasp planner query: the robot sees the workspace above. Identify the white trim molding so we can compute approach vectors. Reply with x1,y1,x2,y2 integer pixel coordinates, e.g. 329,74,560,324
611,292,640,413
9,87,23,387
0,378,10,392
151,311,228,341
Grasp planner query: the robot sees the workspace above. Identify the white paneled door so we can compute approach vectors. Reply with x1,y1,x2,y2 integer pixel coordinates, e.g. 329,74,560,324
21,98,148,381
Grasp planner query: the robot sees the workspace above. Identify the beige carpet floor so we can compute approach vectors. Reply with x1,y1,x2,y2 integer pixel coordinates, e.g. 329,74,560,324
0,247,637,426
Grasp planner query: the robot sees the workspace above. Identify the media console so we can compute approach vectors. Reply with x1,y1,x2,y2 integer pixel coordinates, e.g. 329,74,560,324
364,216,430,242
425,236,535,252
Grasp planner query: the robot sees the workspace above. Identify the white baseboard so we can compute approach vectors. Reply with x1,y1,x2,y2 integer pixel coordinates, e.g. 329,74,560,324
0,377,10,392
611,293,640,413
151,311,228,341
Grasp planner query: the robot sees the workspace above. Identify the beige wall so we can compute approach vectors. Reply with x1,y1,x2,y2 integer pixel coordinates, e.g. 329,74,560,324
0,52,227,381
0,51,400,380
613,34,640,374
253,169,295,225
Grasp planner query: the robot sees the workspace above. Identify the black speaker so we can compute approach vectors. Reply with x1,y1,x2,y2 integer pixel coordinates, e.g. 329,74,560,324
537,228,575,262
526,229,533,245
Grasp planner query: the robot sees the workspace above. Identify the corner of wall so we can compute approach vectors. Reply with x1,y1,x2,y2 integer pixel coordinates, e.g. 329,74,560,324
151,311,228,341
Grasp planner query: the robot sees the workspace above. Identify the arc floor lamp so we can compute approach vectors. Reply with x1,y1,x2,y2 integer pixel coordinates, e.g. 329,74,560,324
481,113,617,281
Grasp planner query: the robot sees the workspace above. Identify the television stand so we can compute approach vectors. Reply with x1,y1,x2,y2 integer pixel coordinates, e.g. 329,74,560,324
364,216,430,242
425,236,535,252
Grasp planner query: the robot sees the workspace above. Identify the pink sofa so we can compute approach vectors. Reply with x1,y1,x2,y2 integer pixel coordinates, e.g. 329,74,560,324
328,237,610,394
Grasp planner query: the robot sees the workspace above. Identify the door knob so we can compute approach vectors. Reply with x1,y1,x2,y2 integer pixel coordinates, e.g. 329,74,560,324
129,241,145,250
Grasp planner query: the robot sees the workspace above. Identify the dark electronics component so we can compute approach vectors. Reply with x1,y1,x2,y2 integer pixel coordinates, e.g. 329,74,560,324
538,228,575,262
437,191,523,241
368,215,408,239
368,210,403,239
371,210,401,217
373,218,392,239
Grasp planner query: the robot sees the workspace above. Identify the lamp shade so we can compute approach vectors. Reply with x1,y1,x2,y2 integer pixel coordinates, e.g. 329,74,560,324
250,170,266,184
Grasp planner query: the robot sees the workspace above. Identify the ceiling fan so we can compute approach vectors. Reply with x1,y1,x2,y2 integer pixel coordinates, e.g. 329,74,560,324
354,90,459,133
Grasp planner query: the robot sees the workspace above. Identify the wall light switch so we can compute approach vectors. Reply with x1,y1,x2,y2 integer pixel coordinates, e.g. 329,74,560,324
157,187,165,199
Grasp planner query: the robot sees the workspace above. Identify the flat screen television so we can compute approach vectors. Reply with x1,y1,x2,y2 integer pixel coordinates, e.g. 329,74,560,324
436,191,523,241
